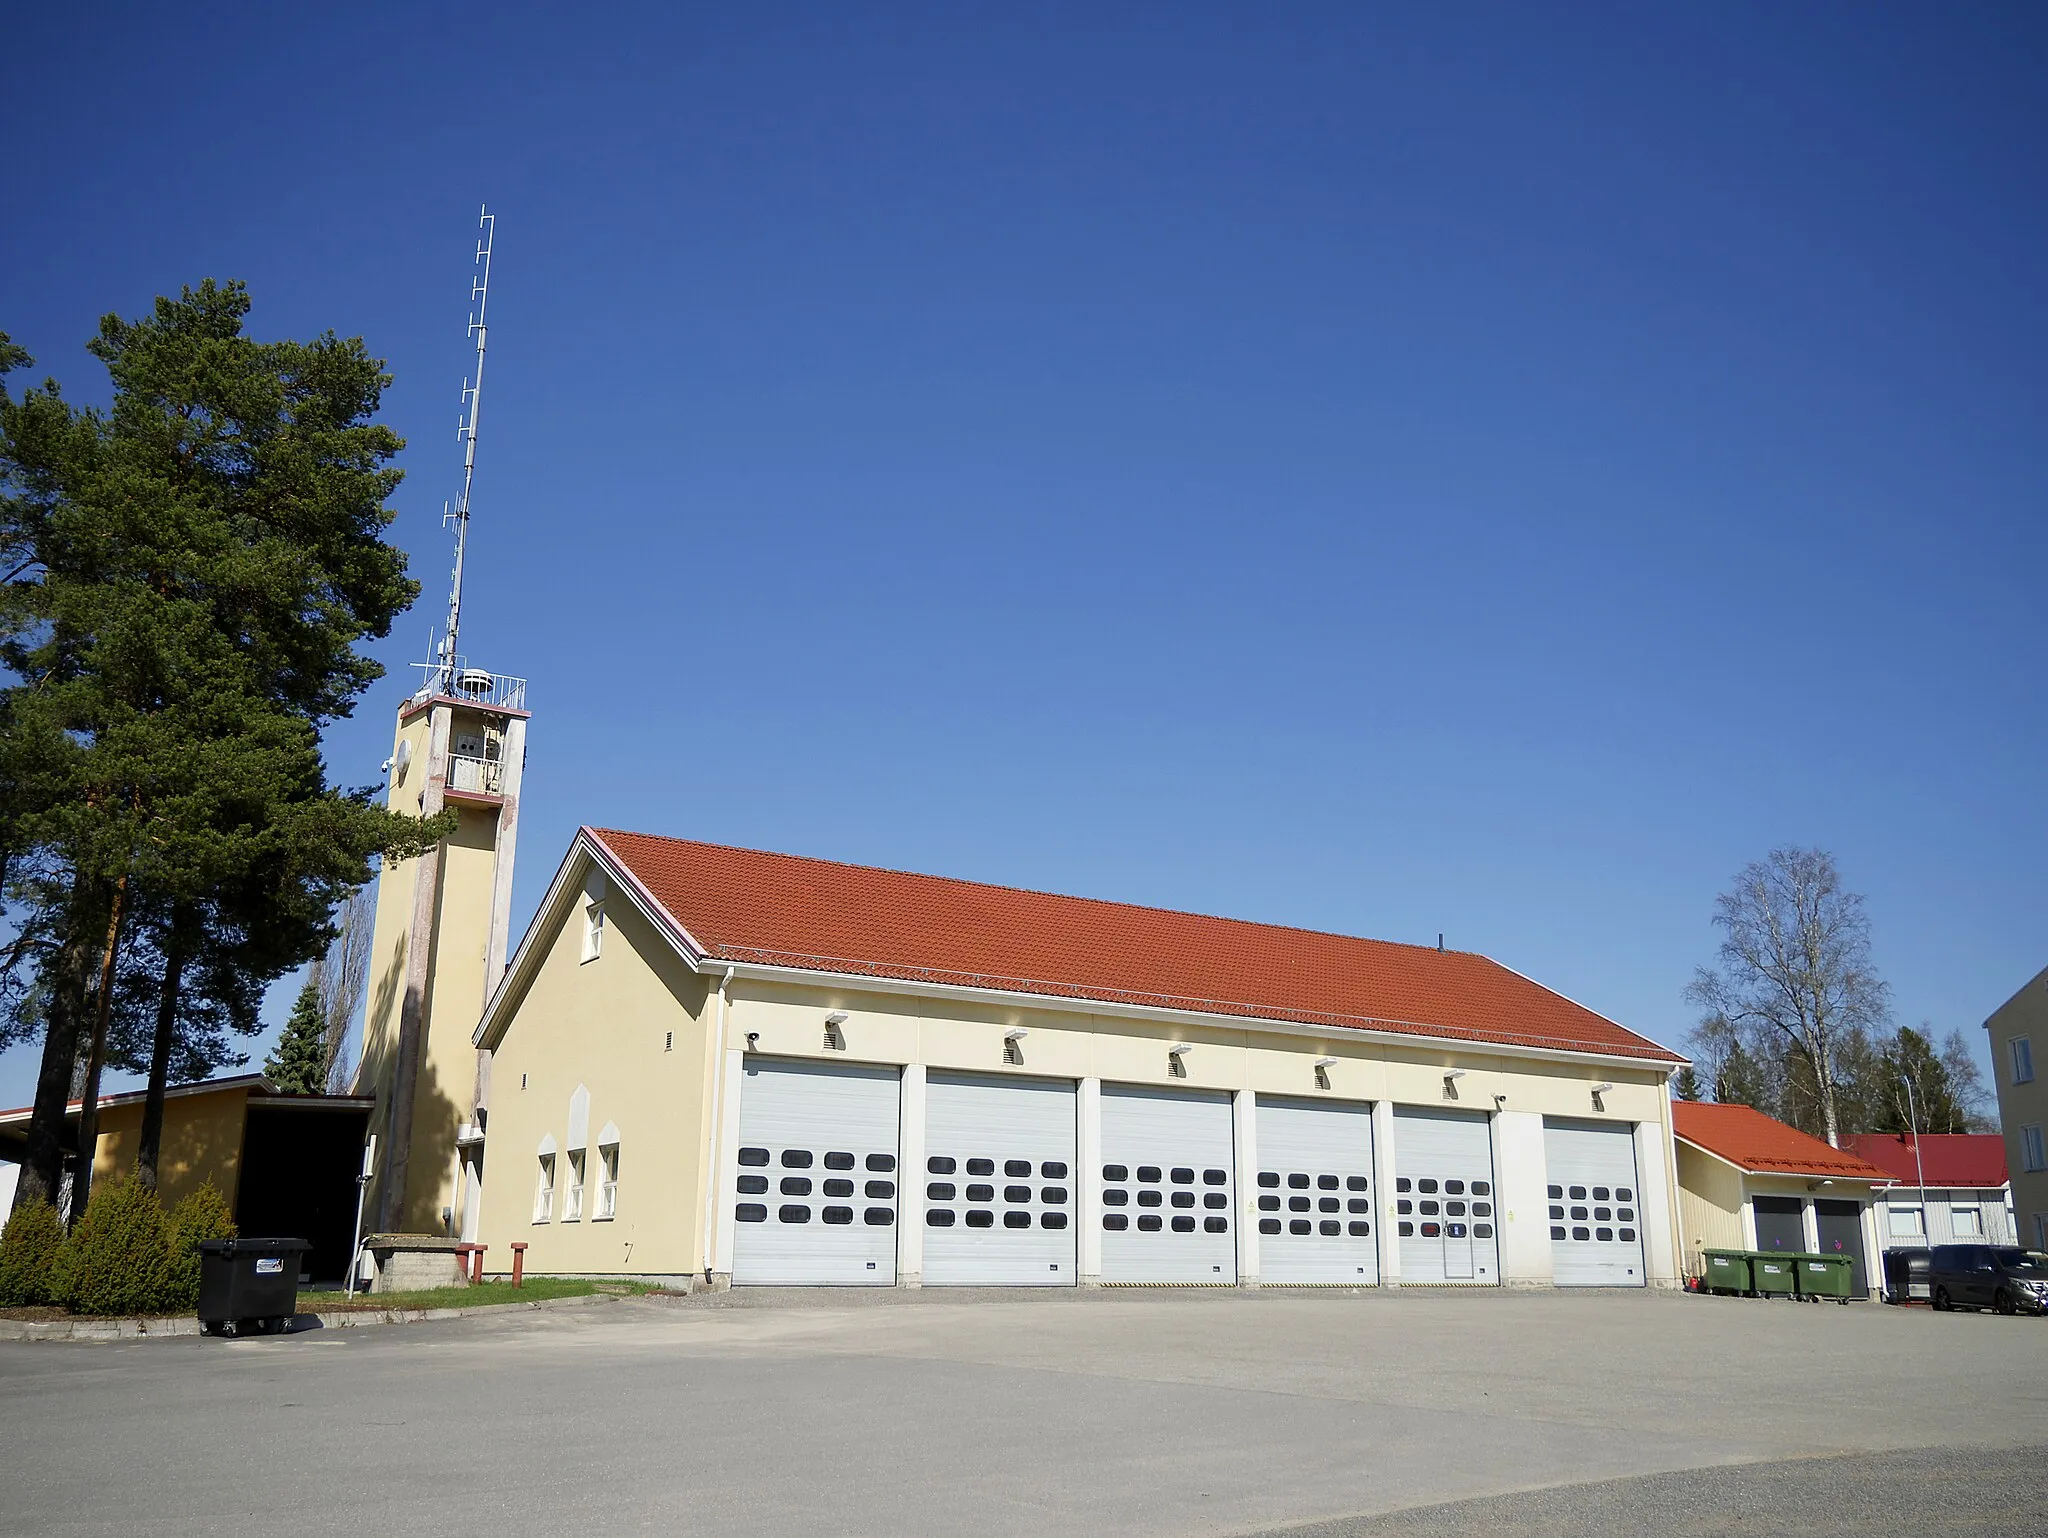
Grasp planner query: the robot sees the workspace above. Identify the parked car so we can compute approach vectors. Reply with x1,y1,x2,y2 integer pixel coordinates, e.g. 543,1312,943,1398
1928,1244,2048,1315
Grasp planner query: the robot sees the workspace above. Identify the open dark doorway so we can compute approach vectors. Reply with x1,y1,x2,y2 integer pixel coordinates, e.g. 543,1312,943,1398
236,1102,372,1282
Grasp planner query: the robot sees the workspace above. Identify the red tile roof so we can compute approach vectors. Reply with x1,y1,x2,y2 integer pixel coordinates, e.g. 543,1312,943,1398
1673,1101,1894,1181
589,829,1681,1063
1842,1133,2008,1189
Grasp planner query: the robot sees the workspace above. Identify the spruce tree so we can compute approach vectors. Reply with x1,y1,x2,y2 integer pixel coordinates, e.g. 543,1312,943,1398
264,977,328,1094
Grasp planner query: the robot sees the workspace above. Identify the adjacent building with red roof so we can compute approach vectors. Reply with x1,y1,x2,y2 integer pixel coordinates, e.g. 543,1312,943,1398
467,826,1689,1292
1843,1133,2017,1250
1672,1101,1891,1296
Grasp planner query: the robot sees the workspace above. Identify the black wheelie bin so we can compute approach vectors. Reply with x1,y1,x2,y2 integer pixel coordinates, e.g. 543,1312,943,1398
197,1238,310,1336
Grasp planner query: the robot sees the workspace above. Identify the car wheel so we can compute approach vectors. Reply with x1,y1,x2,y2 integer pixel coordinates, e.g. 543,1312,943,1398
1995,1289,2016,1316
1934,1286,1951,1311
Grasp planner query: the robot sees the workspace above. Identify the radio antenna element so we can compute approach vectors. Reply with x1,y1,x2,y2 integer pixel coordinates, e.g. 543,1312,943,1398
434,205,495,693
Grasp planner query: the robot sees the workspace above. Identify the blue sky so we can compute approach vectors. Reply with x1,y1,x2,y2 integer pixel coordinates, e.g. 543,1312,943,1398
4,3,2044,1108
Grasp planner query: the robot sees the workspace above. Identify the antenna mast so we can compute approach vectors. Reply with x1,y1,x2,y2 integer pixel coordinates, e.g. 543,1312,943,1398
436,205,495,691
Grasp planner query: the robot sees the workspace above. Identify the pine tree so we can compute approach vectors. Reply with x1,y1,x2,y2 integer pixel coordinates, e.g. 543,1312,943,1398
1672,1066,1704,1102
0,288,449,1213
264,976,328,1094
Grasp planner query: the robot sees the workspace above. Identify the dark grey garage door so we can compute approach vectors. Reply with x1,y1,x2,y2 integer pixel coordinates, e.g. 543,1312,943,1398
1752,1195,1804,1255
1814,1198,1867,1294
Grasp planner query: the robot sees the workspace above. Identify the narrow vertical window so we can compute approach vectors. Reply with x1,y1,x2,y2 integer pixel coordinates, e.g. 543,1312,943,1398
564,1149,587,1221
598,1143,620,1220
2013,1036,2035,1086
534,1153,556,1223
2022,1125,2046,1174
582,901,605,962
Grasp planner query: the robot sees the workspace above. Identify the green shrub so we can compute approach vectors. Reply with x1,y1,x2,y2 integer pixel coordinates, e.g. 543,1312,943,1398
58,1174,174,1316
163,1182,236,1309
0,1199,67,1306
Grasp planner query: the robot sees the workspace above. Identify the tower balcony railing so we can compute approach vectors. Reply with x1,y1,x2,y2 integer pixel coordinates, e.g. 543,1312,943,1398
413,658,529,712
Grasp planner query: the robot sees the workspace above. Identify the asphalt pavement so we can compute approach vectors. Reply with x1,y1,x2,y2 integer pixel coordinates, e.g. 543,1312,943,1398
2,1286,2042,1536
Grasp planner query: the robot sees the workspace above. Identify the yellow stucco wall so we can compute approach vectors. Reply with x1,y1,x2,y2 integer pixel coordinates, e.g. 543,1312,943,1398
478,880,712,1276
397,800,501,1232
1675,1142,1746,1269
356,705,437,1108
89,1087,251,1209
1987,966,2048,1248
725,979,1670,1123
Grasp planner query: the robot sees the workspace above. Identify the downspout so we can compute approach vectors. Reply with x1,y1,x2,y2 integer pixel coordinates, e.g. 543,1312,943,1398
700,965,736,1281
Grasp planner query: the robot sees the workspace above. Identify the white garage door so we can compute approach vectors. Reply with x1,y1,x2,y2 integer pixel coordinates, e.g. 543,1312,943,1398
1255,1098,1379,1285
1543,1118,1645,1287
1100,1084,1236,1284
1393,1107,1498,1285
922,1073,1077,1287
732,1058,900,1285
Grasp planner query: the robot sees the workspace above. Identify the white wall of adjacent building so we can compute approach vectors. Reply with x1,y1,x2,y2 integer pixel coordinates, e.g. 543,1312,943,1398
1873,1185,2017,1249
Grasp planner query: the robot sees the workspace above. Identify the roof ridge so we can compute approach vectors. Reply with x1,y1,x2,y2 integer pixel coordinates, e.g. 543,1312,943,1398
589,827,1486,961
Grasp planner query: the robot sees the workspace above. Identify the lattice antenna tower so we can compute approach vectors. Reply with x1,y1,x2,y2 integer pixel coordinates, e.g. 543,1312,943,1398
434,205,496,690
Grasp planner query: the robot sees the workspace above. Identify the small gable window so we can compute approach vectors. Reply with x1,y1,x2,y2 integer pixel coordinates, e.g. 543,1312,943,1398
581,870,607,962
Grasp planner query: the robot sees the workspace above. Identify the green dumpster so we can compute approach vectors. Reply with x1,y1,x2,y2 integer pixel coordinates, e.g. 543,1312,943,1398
1796,1254,1854,1304
1751,1253,1799,1297
1701,1249,1753,1296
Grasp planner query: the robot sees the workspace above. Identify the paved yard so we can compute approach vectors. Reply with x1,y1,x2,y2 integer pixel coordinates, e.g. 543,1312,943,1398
2,1288,2043,1536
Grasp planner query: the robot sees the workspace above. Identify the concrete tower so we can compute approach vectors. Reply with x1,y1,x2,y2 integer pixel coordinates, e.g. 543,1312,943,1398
358,668,528,1235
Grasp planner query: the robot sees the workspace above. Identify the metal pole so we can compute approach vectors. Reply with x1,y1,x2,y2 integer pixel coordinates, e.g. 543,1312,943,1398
1900,1077,1927,1244
345,1134,376,1301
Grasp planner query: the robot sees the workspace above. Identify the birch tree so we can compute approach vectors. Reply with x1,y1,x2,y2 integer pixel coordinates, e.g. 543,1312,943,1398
1685,847,1889,1147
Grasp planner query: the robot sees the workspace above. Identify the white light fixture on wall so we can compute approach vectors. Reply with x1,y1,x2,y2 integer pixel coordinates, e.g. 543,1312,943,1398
1004,1027,1028,1066
1168,1043,1192,1079
1313,1055,1337,1091
1590,1081,1613,1111
1443,1067,1467,1099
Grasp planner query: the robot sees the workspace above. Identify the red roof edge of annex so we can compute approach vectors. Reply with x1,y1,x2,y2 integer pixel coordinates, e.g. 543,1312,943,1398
587,828,1683,1066
1674,1101,1895,1181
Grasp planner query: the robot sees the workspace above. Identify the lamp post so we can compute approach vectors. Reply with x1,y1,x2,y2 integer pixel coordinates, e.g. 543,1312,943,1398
1900,1076,1928,1245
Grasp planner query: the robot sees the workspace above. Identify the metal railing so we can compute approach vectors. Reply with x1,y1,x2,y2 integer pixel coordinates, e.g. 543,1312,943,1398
413,658,529,712
448,753,504,795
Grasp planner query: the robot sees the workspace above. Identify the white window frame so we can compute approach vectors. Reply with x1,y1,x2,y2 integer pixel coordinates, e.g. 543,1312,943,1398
582,901,605,963
2013,1036,2035,1086
596,1142,619,1221
1887,1203,1924,1239
563,1149,586,1222
534,1152,556,1223
1950,1203,1983,1237
2023,1124,2047,1174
